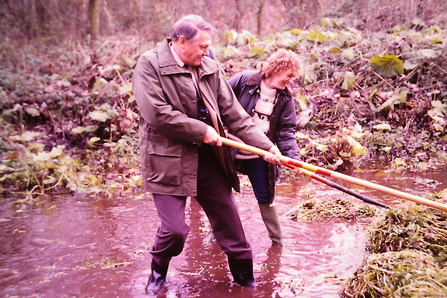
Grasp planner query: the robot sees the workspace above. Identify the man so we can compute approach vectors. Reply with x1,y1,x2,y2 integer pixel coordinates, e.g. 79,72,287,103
132,14,281,293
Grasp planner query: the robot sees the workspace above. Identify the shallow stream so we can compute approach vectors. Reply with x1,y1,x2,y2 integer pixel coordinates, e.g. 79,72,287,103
1,167,446,297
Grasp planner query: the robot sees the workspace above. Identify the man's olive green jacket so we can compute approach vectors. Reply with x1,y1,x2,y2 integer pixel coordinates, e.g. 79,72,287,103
132,39,273,196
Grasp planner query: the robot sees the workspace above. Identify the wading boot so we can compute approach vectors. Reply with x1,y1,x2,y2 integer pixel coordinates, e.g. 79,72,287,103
228,258,258,287
145,259,169,293
259,204,283,245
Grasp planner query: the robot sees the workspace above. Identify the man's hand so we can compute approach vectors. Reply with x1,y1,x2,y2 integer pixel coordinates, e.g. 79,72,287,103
263,145,282,165
203,126,222,146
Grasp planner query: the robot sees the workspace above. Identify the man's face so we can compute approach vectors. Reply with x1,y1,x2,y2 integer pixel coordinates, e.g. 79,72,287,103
179,30,212,66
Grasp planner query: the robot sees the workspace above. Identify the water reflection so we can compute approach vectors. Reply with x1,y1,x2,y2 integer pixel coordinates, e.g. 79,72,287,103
0,167,446,297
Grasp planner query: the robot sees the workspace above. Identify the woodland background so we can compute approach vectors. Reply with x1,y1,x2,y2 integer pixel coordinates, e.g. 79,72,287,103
1,2,447,296
2,0,447,42
1,0,447,196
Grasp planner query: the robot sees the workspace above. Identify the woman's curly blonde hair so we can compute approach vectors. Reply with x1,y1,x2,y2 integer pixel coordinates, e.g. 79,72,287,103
262,49,301,79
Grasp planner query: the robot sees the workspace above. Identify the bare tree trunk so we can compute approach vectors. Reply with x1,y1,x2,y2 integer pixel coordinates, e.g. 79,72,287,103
408,0,419,18
102,1,116,35
29,0,38,38
233,0,243,31
89,0,101,40
316,0,323,15
256,0,265,36
21,0,39,38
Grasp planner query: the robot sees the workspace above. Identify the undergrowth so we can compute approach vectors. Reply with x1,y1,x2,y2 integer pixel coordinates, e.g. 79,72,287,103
1,18,446,199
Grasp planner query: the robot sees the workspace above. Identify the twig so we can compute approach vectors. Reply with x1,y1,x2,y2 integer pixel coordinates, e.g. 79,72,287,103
405,65,420,82
433,64,447,75
371,71,395,89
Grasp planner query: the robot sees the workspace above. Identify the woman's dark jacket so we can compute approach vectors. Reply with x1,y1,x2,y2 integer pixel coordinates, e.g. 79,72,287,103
228,70,300,202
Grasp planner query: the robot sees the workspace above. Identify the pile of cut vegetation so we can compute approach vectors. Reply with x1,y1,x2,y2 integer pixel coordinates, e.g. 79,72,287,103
285,197,379,221
341,189,447,297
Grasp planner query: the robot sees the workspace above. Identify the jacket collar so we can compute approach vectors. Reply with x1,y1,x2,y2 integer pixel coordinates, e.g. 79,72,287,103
158,39,217,76
247,70,264,86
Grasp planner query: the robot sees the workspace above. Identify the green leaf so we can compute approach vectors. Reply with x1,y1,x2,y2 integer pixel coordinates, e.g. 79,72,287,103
373,123,392,130
72,125,99,134
308,31,327,42
412,17,426,28
72,126,87,134
102,64,122,74
345,135,366,155
85,125,99,132
88,110,111,122
375,90,407,112
236,30,256,46
92,78,108,93
49,145,65,158
248,46,265,59
431,100,447,115
10,131,42,142
88,137,101,147
295,92,309,110
279,39,297,49
341,71,356,90
342,49,355,60
289,28,303,35
430,37,442,44
221,46,240,59
391,25,407,33
369,54,404,77
393,158,406,167
310,139,328,152
403,60,418,70
33,151,52,162
320,18,338,28
119,82,132,95
419,49,441,58
128,95,136,103
393,90,407,104
328,47,341,54
302,68,317,84
223,30,238,44
124,57,136,68
25,107,40,117
43,176,57,185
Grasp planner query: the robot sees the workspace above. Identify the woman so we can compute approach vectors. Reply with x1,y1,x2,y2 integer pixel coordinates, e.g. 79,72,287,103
228,49,301,246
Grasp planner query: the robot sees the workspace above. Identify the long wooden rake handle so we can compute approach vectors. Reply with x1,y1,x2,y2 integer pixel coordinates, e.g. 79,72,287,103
283,163,388,208
221,137,447,212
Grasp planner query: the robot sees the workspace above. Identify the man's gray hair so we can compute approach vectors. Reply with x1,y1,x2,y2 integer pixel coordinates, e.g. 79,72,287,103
171,15,215,42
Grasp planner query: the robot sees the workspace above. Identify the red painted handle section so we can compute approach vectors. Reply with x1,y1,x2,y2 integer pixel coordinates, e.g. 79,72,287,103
221,137,447,212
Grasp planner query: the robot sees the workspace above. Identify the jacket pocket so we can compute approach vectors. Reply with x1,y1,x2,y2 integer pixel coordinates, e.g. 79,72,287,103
146,139,182,186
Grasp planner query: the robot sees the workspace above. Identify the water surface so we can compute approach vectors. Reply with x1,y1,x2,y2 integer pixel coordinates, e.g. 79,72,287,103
1,167,446,297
